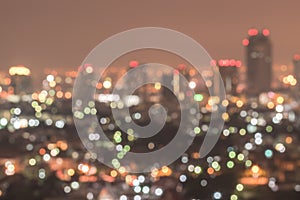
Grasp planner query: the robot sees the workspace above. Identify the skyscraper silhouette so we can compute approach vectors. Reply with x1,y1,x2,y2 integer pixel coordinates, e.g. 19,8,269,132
9,65,33,95
217,59,241,96
293,54,300,96
243,28,272,96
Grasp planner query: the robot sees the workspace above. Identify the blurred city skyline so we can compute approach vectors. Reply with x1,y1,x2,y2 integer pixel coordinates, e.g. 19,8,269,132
2,2,300,199
1,0,300,78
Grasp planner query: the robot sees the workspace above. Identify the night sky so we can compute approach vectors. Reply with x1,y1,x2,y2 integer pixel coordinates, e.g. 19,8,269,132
1,0,300,79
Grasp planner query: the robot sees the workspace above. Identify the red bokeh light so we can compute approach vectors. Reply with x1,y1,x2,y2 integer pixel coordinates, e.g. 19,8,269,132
218,59,241,67
248,29,258,36
294,54,300,61
262,29,270,36
174,69,179,75
129,60,139,68
210,59,217,66
242,39,249,46
229,59,236,66
178,64,186,70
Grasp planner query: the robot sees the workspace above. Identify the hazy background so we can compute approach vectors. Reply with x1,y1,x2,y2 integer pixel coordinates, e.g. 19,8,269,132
0,0,299,81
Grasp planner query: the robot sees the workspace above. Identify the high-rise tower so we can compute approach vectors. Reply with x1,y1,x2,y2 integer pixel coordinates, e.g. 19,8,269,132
243,28,272,96
9,65,33,95
217,59,241,96
293,54,300,95
293,54,300,82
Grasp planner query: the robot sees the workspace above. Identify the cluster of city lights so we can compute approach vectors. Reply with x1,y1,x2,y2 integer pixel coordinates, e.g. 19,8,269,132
1,60,300,199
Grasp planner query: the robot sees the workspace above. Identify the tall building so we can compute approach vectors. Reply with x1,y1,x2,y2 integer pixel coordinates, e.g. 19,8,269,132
243,28,272,96
217,59,241,95
293,54,300,95
293,54,300,81
9,65,33,95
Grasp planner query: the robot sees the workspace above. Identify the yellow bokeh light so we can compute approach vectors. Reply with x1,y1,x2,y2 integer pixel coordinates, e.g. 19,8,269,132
67,169,75,176
267,102,275,109
222,113,229,121
222,99,229,107
251,165,260,174
154,82,161,90
103,80,112,89
236,100,244,108
276,96,284,104
9,65,31,76
110,170,118,177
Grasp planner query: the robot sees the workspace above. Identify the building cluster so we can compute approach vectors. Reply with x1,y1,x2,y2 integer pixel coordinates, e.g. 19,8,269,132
0,28,300,199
